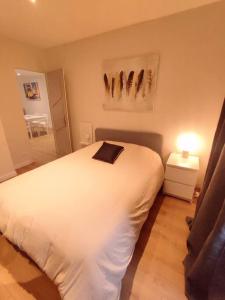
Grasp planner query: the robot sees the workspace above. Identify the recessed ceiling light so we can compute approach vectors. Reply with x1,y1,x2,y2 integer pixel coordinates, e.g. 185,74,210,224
30,0,36,3
17,72,21,76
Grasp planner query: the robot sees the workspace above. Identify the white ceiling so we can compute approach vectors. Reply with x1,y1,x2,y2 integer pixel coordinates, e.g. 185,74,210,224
0,0,221,48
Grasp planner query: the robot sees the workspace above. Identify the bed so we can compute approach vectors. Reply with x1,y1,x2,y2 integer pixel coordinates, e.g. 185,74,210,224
0,129,164,300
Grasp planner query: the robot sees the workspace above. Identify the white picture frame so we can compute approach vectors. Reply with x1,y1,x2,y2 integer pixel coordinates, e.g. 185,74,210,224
102,53,160,112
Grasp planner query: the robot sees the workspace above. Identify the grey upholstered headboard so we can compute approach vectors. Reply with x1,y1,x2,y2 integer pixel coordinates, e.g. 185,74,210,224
95,128,163,157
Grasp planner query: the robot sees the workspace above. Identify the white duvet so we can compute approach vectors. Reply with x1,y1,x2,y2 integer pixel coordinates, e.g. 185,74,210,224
0,141,164,299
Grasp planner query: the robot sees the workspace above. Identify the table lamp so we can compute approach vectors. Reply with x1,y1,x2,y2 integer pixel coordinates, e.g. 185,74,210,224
176,132,200,158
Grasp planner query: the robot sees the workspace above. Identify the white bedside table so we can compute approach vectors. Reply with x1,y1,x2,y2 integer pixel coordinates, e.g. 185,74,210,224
163,153,199,202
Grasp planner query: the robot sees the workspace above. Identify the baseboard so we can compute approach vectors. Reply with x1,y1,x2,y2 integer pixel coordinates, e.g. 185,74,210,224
14,160,34,170
0,170,17,183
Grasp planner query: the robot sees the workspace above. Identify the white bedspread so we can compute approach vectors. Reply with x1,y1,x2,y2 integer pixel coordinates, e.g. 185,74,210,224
0,141,164,299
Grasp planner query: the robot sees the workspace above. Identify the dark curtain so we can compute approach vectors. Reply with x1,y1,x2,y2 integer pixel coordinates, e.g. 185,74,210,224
184,99,225,300
195,99,225,215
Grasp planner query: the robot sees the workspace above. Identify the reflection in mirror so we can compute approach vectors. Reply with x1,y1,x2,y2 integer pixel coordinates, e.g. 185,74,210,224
15,69,71,170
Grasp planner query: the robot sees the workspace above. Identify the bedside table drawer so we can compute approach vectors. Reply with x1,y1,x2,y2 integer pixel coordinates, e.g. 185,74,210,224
165,166,197,186
163,180,194,201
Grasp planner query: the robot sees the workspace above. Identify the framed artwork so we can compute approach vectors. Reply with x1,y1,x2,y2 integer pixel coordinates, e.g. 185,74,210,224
23,82,40,100
102,53,160,112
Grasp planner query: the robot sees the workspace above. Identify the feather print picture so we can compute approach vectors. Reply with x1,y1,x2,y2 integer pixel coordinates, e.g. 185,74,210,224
103,53,159,112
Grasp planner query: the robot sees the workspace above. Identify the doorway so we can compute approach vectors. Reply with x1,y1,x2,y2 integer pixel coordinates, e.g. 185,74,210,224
15,69,57,166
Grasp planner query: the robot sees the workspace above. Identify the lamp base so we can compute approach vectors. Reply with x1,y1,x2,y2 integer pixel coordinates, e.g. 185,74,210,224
182,150,189,158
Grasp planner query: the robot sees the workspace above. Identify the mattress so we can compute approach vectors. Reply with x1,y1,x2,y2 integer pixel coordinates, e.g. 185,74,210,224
0,141,164,299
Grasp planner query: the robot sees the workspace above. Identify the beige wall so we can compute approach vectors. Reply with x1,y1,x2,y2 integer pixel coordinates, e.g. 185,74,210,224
45,1,225,186
0,35,45,168
0,118,16,182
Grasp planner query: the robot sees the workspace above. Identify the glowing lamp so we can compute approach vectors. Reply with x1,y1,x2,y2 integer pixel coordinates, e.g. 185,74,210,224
176,132,201,158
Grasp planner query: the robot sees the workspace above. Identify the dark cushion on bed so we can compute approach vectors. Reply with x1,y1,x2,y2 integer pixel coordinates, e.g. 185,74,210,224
92,142,124,164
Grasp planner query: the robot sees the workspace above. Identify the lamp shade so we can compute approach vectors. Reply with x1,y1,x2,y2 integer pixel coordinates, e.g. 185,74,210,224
176,132,201,155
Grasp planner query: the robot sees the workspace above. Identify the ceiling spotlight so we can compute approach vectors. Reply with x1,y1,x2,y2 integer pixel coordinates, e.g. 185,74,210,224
17,72,21,76
30,0,36,3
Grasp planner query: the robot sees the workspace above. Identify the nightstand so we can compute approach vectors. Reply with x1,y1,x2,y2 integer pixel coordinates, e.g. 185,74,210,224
163,153,199,202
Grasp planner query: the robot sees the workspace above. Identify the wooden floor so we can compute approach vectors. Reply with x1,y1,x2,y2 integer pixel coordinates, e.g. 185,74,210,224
121,195,195,300
0,237,60,300
0,164,195,299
